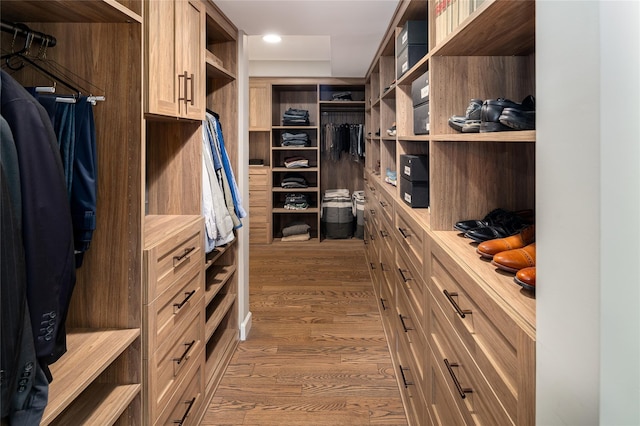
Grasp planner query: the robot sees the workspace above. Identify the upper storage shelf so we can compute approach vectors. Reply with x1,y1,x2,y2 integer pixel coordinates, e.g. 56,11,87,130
205,2,237,80
1,0,142,23
432,0,535,56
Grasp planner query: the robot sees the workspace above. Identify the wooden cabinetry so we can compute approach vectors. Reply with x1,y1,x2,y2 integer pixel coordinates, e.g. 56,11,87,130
1,2,145,424
363,1,536,424
145,0,205,120
249,166,271,244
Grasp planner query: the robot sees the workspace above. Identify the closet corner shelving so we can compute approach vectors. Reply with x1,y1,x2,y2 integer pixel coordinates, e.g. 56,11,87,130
1,1,144,424
363,0,536,425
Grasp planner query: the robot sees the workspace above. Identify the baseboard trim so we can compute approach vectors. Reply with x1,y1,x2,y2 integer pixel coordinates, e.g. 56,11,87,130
240,311,252,340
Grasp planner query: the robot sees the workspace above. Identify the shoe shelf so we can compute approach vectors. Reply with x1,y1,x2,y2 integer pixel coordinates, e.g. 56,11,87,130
431,130,535,142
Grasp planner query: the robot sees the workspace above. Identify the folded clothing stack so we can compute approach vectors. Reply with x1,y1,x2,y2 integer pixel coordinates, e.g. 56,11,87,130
281,221,311,242
284,156,309,168
282,108,310,126
352,190,365,239
331,91,352,101
281,132,309,147
284,193,309,210
281,173,308,188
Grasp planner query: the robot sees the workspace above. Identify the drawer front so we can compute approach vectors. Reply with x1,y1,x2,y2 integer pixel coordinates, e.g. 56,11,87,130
249,205,268,223
427,346,467,426
149,307,204,421
249,223,269,244
429,289,513,425
378,267,395,342
249,190,268,207
395,285,426,390
396,245,426,337
395,207,425,279
145,264,204,356
396,333,427,426
429,241,532,424
379,245,396,302
377,210,395,257
377,186,394,226
155,351,204,426
145,221,203,303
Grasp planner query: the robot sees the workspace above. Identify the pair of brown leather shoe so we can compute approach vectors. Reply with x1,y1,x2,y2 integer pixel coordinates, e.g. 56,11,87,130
476,225,535,259
491,242,536,273
515,267,536,291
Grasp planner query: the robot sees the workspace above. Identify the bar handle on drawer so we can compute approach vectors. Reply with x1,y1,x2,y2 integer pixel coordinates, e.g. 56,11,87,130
379,200,387,208
380,298,387,310
173,246,196,267
399,364,413,388
173,340,195,365
398,227,411,238
173,290,196,312
398,268,412,283
369,262,376,270
173,396,196,425
370,209,375,215
443,290,471,318
444,359,473,399
379,229,388,238
398,314,413,332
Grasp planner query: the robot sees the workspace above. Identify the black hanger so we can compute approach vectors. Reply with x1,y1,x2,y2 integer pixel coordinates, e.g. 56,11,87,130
206,108,220,120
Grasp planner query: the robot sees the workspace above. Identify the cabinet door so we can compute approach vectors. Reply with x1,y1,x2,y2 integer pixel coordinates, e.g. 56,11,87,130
177,0,205,120
146,0,179,117
249,80,271,130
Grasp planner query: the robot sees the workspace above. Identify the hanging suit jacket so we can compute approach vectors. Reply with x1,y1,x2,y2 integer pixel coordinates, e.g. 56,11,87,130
1,70,76,367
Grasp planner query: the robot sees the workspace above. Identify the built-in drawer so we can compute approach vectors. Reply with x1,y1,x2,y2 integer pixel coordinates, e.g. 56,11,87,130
377,184,394,227
395,244,426,337
154,349,204,426
249,223,269,245
145,263,204,357
144,219,203,304
395,283,426,391
379,244,396,303
249,205,268,224
396,330,427,426
148,307,204,423
426,345,467,426
378,266,395,343
377,208,394,257
429,241,535,425
395,206,425,279
249,190,268,208
429,287,513,425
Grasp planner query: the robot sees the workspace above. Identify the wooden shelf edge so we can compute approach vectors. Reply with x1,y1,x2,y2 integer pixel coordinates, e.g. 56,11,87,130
205,264,237,306
272,167,320,172
205,237,237,268
204,329,239,395
430,130,536,143
205,293,237,341
205,51,236,80
42,328,140,425
272,207,320,214
272,187,319,193
49,383,140,426
1,0,143,23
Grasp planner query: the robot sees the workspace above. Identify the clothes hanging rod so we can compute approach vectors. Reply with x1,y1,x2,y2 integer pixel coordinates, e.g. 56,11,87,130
1,20,57,48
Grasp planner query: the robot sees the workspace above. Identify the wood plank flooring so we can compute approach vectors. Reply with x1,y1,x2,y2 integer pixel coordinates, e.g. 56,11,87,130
201,240,408,425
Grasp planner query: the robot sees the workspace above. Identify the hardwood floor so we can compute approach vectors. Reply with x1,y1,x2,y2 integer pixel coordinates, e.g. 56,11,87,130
201,240,408,425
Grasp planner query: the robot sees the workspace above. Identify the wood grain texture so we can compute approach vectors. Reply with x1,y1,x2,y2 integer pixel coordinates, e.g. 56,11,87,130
201,240,408,425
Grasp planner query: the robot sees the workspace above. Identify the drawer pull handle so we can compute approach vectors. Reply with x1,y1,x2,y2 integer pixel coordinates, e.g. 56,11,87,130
398,268,412,283
173,396,196,425
173,340,195,365
443,290,472,318
370,209,376,215
444,359,473,399
369,262,376,270
398,227,411,238
173,290,196,312
399,364,413,388
380,298,387,310
363,238,368,245
398,314,413,332
379,230,388,238
380,262,387,272
379,200,387,207
173,246,196,267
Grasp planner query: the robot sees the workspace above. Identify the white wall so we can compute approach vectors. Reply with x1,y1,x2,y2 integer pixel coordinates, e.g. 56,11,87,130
536,1,640,424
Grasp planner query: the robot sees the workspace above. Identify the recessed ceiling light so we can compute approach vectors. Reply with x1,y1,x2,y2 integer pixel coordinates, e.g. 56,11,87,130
262,34,282,43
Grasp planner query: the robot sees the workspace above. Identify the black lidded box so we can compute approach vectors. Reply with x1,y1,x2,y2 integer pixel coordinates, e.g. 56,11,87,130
400,178,429,208
411,70,429,107
396,44,427,79
396,20,428,54
400,154,429,182
413,102,430,135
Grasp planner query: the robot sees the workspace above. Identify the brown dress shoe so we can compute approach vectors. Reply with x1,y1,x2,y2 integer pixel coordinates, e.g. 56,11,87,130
515,267,536,291
476,225,535,259
491,243,536,273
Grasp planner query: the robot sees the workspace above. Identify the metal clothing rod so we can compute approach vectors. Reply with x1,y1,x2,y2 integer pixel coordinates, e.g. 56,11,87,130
1,20,57,48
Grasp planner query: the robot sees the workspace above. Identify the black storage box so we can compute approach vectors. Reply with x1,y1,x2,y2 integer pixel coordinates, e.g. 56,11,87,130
396,44,427,79
400,177,429,208
411,70,429,107
400,154,429,182
413,102,430,135
396,20,428,54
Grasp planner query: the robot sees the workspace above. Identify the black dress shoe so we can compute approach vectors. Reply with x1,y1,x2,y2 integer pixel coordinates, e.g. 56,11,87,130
500,108,535,130
464,224,526,243
453,208,508,233
448,99,482,132
480,95,535,133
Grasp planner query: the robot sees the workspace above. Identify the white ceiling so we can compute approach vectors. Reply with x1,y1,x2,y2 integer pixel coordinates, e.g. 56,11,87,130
215,0,400,78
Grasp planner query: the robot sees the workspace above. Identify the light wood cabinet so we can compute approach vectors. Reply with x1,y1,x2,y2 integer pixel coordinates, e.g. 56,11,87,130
364,1,536,424
249,166,271,244
145,0,205,120
249,80,271,130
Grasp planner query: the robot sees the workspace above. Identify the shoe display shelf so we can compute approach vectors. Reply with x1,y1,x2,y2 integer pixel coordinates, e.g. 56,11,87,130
363,1,536,425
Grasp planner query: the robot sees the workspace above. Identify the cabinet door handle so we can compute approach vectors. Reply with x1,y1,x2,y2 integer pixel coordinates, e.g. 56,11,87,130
380,298,387,310
187,73,195,105
178,71,188,104
398,314,413,332
398,227,410,238
399,364,413,388
443,289,472,319
173,340,195,365
173,290,196,312
173,396,196,425
398,268,412,283
444,359,473,399
173,246,196,267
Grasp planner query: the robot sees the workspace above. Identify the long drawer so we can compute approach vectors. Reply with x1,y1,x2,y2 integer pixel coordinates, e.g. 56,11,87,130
395,281,427,393
145,263,204,357
395,326,427,426
144,218,203,304
426,345,467,426
429,240,535,425
395,243,426,338
394,205,425,280
147,306,205,423
428,286,513,425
